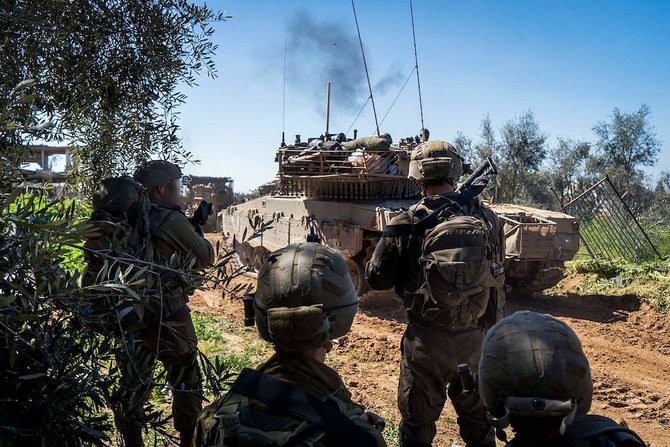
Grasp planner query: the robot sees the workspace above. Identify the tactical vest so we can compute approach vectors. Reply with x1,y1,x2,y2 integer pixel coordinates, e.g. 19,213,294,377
198,368,378,447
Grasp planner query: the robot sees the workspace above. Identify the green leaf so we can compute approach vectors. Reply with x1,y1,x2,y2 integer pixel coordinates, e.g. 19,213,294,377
0,295,17,307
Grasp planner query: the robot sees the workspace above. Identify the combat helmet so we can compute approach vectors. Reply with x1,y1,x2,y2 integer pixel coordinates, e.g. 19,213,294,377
408,140,464,182
133,160,182,190
254,242,359,352
478,311,593,437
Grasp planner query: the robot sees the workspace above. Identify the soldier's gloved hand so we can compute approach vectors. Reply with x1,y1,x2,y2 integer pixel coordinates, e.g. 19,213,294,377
189,200,213,227
358,412,386,431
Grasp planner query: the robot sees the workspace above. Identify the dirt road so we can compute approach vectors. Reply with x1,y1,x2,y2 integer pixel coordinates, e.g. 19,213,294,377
192,274,670,446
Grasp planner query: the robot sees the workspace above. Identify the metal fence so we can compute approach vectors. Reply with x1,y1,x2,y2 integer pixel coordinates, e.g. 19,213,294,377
561,176,662,262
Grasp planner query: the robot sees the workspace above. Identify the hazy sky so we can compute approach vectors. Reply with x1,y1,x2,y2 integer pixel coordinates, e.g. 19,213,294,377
178,0,670,192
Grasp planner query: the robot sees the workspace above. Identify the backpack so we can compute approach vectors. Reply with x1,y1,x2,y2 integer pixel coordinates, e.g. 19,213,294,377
419,203,504,328
383,194,505,329
82,176,154,335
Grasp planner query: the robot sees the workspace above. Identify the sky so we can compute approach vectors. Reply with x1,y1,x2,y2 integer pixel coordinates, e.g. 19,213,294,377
177,0,670,192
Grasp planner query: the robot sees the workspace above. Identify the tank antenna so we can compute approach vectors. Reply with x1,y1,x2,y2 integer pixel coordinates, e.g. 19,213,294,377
409,0,425,131
281,34,287,146
351,0,380,136
325,81,331,140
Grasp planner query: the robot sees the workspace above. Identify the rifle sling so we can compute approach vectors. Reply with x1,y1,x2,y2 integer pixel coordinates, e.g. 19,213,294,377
231,367,377,447
382,183,486,238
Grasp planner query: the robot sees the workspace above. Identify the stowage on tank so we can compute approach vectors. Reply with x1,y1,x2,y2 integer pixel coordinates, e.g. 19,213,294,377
219,133,580,296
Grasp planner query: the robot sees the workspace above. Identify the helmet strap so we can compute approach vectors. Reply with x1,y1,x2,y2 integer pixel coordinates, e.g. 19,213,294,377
490,396,579,439
559,400,579,435
487,410,510,442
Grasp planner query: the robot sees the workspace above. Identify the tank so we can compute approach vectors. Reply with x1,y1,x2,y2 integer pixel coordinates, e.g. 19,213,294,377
219,134,580,296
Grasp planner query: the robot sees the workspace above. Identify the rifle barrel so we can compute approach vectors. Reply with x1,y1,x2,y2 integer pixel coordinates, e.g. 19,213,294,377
457,157,497,193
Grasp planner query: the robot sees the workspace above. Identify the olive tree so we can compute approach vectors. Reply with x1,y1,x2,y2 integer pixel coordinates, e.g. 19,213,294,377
1,0,227,190
546,138,591,206
591,104,661,193
497,110,548,203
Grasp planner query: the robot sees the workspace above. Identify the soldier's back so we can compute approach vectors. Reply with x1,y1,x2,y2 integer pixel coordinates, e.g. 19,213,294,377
196,353,386,447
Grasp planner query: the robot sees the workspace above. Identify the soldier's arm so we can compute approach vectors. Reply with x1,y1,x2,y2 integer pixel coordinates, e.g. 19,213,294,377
365,213,408,290
482,205,506,262
153,211,214,267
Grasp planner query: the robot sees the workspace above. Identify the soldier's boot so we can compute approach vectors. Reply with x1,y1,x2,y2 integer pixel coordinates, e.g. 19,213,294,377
179,429,195,447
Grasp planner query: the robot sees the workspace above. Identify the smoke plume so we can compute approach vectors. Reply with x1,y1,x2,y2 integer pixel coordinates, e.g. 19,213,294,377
285,10,402,115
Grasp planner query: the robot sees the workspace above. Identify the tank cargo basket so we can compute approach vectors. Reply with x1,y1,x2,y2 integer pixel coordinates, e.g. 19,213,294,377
275,148,420,200
499,213,557,259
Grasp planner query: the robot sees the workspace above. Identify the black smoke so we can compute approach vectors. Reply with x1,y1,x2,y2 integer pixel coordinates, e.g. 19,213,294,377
285,10,403,115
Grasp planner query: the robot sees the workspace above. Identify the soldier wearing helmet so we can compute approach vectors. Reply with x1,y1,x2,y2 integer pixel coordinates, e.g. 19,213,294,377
366,141,505,447
109,160,213,447
195,242,387,447
478,311,645,446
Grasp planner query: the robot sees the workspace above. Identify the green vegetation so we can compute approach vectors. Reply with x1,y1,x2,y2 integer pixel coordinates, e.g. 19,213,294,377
381,413,400,447
150,310,272,435
192,309,272,381
562,259,670,311
0,77,246,445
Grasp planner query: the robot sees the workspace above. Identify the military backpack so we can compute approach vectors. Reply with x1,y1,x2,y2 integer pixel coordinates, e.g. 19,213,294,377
421,201,504,328
82,176,155,335
383,195,504,329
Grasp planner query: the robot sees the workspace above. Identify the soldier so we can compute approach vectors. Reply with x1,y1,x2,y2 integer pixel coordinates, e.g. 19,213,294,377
366,141,505,447
478,310,646,446
195,242,387,447
115,160,214,447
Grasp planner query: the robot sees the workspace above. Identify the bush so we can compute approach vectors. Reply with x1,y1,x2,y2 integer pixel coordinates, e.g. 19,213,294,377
1,188,116,445
566,259,670,310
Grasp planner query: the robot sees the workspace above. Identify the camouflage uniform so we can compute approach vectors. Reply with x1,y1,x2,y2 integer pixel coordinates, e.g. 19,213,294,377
114,161,214,445
196,352,386,447
366,139,504,447
479,311,645,447
195,242,386,447
367,195,504,447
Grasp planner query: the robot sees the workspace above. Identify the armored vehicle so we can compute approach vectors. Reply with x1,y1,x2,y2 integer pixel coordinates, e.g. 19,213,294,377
219,134,580,296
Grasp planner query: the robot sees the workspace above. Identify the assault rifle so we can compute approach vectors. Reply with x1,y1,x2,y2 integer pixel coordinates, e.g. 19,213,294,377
456,156,497,195
382,157,498,237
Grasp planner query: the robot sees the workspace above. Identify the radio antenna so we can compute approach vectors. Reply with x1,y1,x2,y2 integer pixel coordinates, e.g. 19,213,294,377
351,0,380,136
409,0,425,131
281,34,287,146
